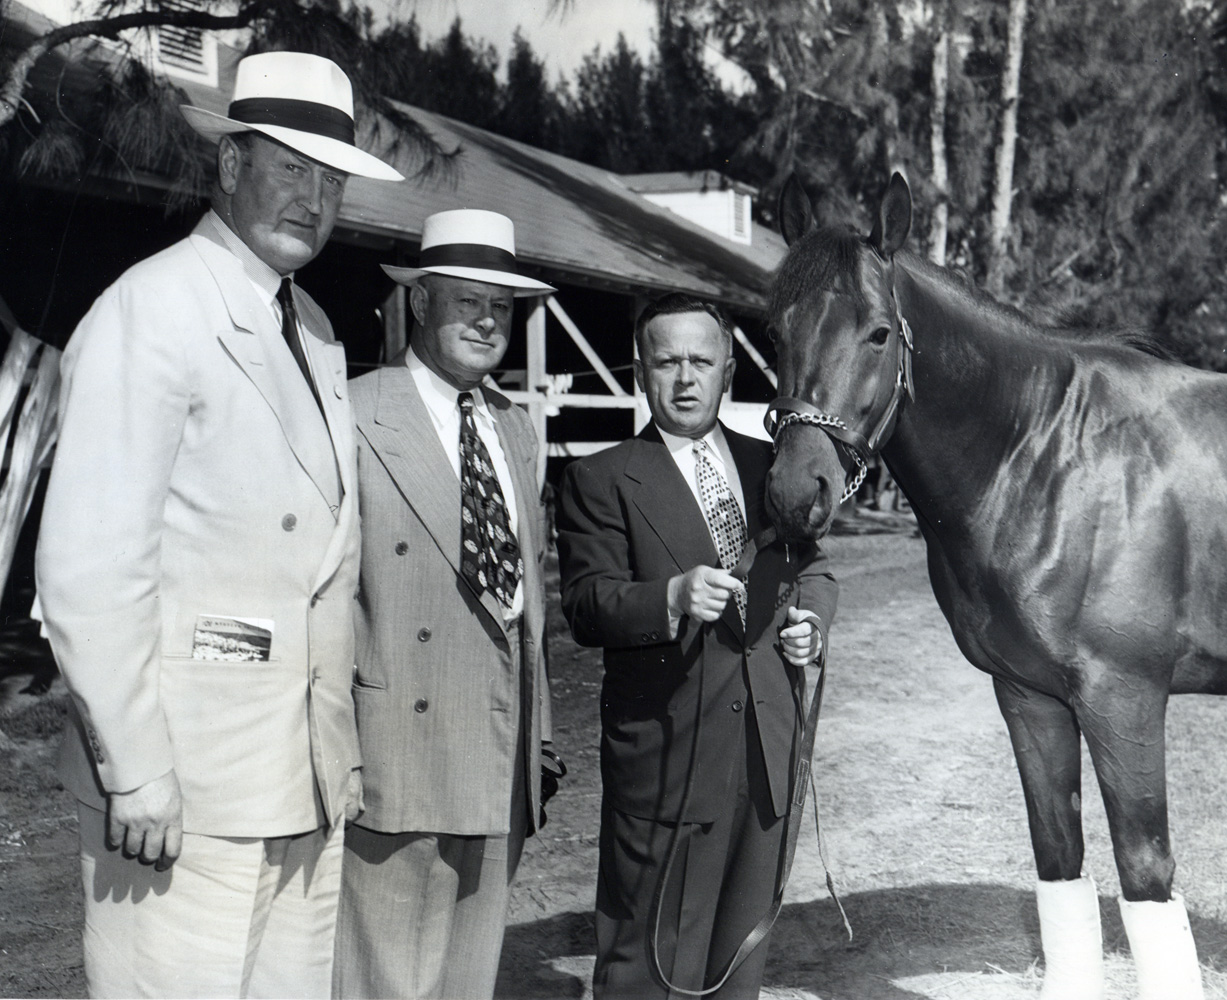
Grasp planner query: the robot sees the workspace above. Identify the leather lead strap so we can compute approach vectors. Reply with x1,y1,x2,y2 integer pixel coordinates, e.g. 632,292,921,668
647,530,829,997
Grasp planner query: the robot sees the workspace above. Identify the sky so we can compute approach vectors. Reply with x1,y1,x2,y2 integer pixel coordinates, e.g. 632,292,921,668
378,0,659,80
35,0,666,85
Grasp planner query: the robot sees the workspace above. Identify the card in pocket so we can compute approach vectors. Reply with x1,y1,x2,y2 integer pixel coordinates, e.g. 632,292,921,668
191,615,274,662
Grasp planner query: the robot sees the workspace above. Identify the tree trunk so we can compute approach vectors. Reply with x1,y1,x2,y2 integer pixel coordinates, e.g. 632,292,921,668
986,0,1026,296
928,0,951,266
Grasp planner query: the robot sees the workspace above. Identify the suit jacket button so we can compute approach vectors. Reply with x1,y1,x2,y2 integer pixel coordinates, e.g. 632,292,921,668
395,541,409,555
414,699,429,713
417,627,432,642
282,514,297,531
731,700,744,712
95,750,105,763
641,633,651,643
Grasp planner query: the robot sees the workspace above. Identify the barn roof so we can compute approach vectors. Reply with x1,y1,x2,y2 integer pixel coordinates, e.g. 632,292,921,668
344,108,787,311
3,4,787,313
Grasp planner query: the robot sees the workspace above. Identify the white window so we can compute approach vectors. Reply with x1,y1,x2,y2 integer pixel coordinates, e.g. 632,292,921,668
730,193,751,245
153,0,219,87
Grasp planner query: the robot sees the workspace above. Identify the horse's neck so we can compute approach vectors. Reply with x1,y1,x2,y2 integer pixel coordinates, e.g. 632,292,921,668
884,263,1074,538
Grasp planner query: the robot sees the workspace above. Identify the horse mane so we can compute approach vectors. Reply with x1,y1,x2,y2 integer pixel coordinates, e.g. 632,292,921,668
896,248,1172,360
770,226,1168,360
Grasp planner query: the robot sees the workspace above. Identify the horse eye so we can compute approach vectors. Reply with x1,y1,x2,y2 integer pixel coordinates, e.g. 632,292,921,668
868,326,891,347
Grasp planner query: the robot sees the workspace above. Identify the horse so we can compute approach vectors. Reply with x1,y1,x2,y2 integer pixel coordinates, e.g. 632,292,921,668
763,172,1223,1000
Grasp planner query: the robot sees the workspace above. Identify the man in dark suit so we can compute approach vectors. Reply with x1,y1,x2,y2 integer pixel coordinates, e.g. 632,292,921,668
556,293,839,999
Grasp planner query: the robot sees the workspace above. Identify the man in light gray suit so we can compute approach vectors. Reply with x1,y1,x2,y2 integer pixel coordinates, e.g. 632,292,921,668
333,209,556,999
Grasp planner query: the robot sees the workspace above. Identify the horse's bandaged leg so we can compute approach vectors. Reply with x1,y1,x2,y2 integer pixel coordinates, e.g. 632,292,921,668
1036,875,1105,1000
1119,893,1204,1000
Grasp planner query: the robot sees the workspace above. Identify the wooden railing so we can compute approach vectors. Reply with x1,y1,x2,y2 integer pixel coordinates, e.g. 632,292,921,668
0,295,60,603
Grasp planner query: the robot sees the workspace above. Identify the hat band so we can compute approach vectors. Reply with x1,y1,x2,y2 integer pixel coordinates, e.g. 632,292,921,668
419,243,519,274
228,98,356,146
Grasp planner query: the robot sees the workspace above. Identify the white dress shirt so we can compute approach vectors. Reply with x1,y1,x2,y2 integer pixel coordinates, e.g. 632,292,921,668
656,423,747,518
406,345,523,619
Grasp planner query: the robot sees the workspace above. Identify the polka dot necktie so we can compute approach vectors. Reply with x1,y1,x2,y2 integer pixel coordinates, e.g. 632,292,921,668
458,392,522,613
693,439,748,625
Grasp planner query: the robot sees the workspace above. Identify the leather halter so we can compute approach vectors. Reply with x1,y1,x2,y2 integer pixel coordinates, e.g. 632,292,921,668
764,297,915,504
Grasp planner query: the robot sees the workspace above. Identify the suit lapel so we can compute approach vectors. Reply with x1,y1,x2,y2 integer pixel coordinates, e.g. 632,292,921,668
723,424,770,541
360,372,528,634
490,391,541,637
305,337,355,594
192,234,340,512
720,425,772,638
625,426,721,576
305,338,351,498
361,365,463,575
628,425,763,640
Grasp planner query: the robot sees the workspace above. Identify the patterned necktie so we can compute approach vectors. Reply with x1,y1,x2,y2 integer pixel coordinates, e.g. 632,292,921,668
277,278,322,411
694,439,748,625
458,392,523,613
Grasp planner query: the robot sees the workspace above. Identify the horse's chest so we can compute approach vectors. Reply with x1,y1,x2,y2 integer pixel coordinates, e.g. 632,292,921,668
925,539,1081,690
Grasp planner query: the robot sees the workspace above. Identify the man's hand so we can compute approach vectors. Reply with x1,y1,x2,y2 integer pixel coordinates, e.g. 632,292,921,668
343,767,364,825
668,565,745,623
107,769,183,871
779,607,823,667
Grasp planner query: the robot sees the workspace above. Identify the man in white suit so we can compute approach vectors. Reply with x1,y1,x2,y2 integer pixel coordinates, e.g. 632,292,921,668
333,210,556,999
34,51,402,998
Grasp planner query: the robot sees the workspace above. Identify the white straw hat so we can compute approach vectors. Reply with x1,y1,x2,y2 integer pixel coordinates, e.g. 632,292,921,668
381,209,556,297
180,51,403,181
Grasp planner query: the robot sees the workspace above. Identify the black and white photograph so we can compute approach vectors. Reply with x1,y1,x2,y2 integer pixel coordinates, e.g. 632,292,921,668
2,0,1227,998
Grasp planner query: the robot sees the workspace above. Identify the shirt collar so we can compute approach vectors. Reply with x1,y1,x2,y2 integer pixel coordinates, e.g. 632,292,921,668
406,344,493,424
656,422,728,462
203,209,285,303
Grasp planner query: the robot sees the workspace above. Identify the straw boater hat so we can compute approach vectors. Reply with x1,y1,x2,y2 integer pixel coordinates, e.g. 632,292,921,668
381,209,556,297
180,51,404,181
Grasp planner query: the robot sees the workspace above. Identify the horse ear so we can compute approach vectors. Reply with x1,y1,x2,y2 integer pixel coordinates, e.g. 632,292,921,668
778,174,815,246
868,172,912,259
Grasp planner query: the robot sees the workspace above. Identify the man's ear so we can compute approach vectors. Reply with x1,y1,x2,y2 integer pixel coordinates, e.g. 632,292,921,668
723,355,736,394
632,358,645,392
217,136,241,196
409,281,429,326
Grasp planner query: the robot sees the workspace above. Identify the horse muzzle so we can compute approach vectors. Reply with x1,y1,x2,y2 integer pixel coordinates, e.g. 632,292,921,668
765,421,845,542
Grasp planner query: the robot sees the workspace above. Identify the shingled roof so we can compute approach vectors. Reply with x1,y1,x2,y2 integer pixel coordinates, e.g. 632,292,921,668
343,106,787,312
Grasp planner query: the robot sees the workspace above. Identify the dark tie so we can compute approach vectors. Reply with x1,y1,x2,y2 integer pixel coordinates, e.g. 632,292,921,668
458,392,523,613
694,439,748,625
277,278,321,409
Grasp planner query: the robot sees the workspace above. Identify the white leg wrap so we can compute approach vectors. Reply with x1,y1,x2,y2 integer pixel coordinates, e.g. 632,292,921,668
1119,893,1204,1000
1036,875,1105,1000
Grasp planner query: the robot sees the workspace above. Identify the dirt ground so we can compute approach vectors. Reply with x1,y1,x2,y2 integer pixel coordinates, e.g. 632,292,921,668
4,520,1227,999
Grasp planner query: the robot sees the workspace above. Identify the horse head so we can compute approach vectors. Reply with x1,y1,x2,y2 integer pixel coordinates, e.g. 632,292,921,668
764,172,916,543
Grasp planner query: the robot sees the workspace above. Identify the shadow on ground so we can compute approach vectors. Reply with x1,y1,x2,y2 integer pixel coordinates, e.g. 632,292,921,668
496,882,1227,1000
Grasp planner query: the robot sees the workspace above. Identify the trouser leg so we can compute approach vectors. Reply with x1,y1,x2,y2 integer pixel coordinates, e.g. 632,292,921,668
80,802,337,999
594,708,785,1000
